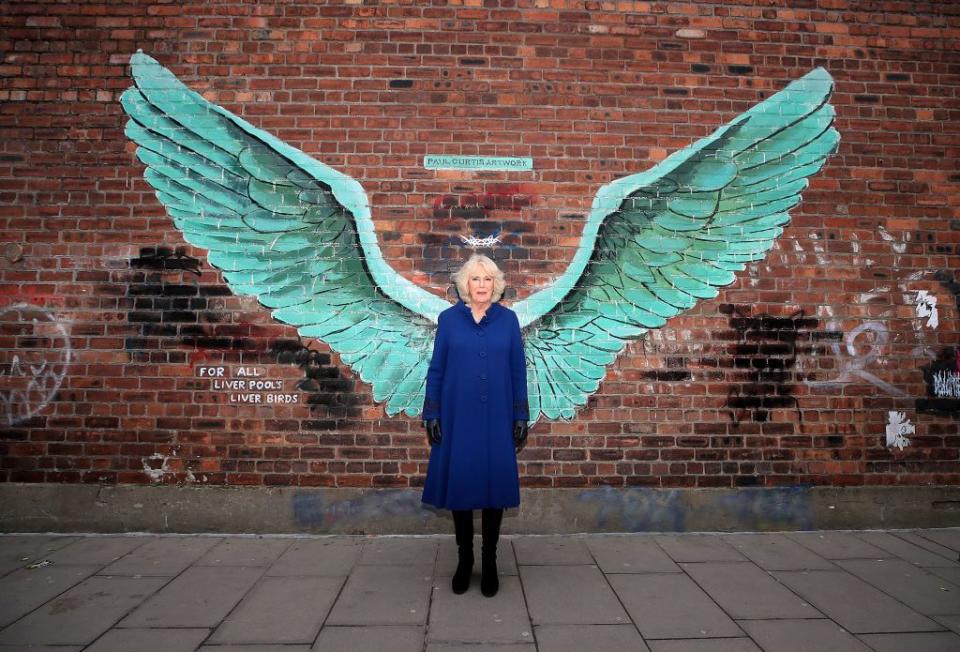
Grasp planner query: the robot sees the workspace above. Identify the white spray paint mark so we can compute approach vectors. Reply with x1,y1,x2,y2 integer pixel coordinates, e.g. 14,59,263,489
915,290,939,329
878,225,907,253
809,320,907,397
642,327,682,355
932,367,960,399
885,411,914,450
0,305,72,427
858,287,889,304
807,232,830,266
792,240,808,264
142,453,170,482
899,272,940,361
142,447,196,483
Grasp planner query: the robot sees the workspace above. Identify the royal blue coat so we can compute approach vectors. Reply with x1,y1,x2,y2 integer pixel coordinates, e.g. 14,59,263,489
421,299,529,510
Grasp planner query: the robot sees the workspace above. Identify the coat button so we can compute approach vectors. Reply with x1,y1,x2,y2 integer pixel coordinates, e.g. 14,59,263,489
480,373,487,380
479,351,486,358
480,395,487,402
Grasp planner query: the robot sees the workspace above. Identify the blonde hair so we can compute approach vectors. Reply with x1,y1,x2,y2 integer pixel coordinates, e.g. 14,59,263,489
452,254,506,305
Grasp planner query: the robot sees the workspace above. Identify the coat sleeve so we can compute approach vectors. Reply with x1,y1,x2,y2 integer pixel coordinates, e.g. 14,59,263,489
510,312,530,421
422,313,448,420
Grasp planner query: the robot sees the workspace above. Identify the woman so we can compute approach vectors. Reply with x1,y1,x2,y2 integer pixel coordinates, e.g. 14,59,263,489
421,253,529,597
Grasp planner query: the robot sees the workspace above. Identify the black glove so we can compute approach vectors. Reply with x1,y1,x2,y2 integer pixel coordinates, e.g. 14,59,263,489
513,420,529,452
424,418,442,446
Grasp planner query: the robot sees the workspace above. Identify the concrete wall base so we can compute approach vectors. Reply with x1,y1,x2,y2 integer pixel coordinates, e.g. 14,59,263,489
2,484,959,534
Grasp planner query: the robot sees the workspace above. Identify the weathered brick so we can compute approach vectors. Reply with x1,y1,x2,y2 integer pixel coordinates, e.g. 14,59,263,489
0,0,956,492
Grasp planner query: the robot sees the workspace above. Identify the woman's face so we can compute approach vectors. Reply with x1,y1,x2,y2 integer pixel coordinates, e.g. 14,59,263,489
467,266,494,306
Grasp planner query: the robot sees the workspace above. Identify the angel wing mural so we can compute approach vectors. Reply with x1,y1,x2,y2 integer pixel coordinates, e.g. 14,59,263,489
121,52,839,424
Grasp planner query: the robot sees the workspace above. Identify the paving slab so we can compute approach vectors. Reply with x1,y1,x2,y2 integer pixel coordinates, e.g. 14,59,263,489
655,534,745,563
786,531,890,559
647,639,762,652
928,565,960,587
681,562,821,619
428,575,531,643
857,631,960,651
773,570,942,633
0,564,100,628
535,624,649,652
587,535,681,574
435,538,518,576
722,533,835,570
856,531,960,568
738,618,870,652
521,564,629,625
0,575,167,646
932,614,960,634
513,535,594,565
608,573,742,639
0,535,79,576
119,565,263,628
5,530,960,652
204,646,309,652
84,627,209,652
100,536,222,576
427,645,535,652
0,646,81,651
194,536,292,567
836,558,960,616
209,576,344,645
313,625,425,651
325,564,432,625
357,536,436,566
45,536,148,567
916,529,960,555
265,536,362,576
890,532,959,564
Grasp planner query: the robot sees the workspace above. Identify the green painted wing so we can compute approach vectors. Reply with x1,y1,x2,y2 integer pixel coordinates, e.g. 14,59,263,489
514,68,840,422
121,52,451,417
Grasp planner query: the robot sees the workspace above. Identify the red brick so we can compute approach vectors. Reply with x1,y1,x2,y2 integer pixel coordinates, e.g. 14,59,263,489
0,1,956,491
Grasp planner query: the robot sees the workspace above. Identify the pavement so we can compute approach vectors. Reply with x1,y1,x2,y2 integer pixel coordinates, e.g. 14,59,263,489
0,528,959,652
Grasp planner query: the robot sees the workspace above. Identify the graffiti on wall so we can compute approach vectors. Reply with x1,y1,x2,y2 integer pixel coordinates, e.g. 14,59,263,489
432,184,532,220
0,305,72,426
269,339,362,416
811,320,906,397
915,272,960,416
807,268,958,400
885,411,915,450
919,348,960,415
131,245,202,276
721,306,820,426
121,51,838,423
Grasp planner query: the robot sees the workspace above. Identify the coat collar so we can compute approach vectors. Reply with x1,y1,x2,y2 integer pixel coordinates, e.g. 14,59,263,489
455,299,504,324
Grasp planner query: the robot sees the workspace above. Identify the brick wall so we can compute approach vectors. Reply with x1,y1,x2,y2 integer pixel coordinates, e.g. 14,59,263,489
1,1,958,490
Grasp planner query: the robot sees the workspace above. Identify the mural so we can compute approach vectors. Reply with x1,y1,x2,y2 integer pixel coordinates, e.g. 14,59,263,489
0,304,72,427
121,52,839,424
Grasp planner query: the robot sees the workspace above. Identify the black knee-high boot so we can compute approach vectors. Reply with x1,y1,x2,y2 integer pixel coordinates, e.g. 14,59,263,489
451,509,474,594
480,508,503,597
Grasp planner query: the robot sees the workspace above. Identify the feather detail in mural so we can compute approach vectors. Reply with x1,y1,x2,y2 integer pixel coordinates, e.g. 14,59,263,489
121,52,839,423
512,69,840,419
121,52,449,417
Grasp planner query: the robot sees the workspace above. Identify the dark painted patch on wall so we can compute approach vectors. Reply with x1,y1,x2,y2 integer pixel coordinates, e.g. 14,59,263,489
719,305,821,426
